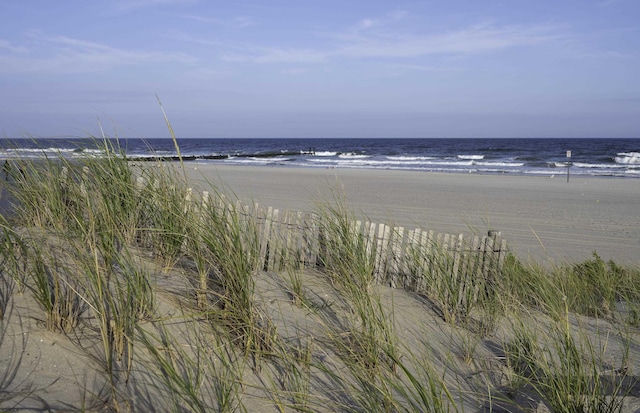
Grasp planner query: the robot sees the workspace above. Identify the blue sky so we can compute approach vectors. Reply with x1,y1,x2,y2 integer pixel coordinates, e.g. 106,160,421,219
1,0,639,138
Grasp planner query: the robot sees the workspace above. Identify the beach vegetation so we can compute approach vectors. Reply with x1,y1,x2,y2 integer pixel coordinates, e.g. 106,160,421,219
0,137,638,411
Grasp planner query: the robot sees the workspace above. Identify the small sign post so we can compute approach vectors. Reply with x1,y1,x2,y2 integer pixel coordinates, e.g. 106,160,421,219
566,150,572,182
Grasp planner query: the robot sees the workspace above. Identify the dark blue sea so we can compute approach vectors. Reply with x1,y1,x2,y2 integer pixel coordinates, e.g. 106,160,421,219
1,138,639,178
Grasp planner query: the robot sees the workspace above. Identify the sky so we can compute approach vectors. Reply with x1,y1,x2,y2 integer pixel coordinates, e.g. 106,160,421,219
0,0,639,139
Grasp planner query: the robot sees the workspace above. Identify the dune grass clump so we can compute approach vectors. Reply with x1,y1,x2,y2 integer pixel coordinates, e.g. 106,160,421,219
316,194,396,361
313,192,408,410
560,253,640,319
136,320,248,413
24,242,87,333
0,216,26,320
195,191,275,362
136,168,193,269
500,253,640,323
404,234,504,335
1,140,157,409
504,313,632,413
498,254,561,312
10,159,83,233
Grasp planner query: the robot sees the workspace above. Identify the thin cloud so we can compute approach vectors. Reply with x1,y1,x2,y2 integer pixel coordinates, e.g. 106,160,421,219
112,0,197,13
281,67,311,75
339,23,560,58
171,13,254,28
223,47,328,64
158,29,223,46
0,33,195,75
390,63,460,72
231,16,254,29
0,39,28,53
182,67,232,79
225,21,562,64
348,10,408,33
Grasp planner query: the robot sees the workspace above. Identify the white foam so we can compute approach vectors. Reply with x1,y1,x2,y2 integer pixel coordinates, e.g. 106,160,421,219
573,162,624,169
474,161,524,167
614,152,640,164
338,153,370,159
458,154,484,160
387,156,436,161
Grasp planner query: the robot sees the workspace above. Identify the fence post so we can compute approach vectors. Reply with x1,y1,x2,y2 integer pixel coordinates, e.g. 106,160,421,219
267,209,280,271
306,213,320,268
80,166,89,197
374,224,391,283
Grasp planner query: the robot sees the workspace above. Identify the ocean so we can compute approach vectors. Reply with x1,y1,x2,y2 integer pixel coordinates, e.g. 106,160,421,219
1,138,639,178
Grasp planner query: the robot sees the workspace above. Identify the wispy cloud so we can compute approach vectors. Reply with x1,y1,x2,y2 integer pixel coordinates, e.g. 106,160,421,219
0,39,28,53
223,47,328,64
172,13,254,28
222,20,562,64
0,33,195,75
112,0,197,13
346,10,409,34
390,63,460,73
159,29,224,46
281,67,311,76
598,0,626,6
338,23,559,58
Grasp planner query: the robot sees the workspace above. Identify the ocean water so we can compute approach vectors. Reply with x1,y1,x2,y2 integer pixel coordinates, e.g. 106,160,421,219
1,138,639,178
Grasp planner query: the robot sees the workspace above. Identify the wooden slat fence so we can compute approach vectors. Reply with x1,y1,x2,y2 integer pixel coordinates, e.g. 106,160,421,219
190,188,508,293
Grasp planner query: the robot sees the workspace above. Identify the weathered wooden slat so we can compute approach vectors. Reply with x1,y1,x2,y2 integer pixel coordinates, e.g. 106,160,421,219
374,224,391,283
305,212,319,268
267,209,281,271
287,211,301,270
260,207,274,270
388,226,406,288
480,235,494,282
365,221,376,264
451,234,465,281
281,211,294,271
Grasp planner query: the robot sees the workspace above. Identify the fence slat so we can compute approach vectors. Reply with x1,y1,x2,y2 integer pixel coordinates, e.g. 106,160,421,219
267,209,281,271
305,213,319,268
374,224,391,283
260,207,274,270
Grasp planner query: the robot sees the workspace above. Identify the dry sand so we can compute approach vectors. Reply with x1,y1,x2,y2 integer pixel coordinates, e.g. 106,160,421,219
184,164,640,266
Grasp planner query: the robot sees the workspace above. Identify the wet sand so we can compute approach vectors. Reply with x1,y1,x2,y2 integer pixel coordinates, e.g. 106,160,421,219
184,164,640,265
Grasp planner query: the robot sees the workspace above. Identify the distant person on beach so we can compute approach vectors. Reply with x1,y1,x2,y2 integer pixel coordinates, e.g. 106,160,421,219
2,160,11,181
2,160,25,181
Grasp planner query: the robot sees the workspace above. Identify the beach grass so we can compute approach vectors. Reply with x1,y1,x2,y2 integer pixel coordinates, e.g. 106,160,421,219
0,139,639,411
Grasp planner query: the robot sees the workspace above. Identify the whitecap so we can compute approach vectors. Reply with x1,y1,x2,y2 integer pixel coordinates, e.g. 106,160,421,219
614,152,640,164
338,153,370,159
573,162,624,169
474,161,525,167
458,154,484,160
387,156,436,161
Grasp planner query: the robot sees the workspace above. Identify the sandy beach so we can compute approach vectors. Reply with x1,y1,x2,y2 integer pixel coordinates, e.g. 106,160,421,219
2,159,640,411
183,164,640,265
